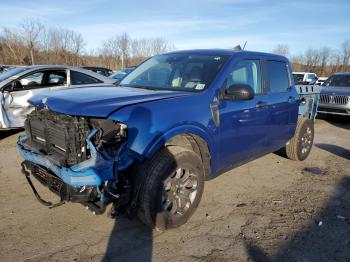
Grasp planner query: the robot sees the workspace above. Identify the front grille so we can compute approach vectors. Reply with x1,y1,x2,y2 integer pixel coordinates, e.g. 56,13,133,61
320,94,349,105
31,165,64,194
30,163,98,202
25,109,90,167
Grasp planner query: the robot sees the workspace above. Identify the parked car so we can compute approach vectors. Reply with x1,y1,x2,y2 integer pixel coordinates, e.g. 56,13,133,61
82,66,113,77
0,65,117,129
18,50,319,230
316,76,328,85
293,72,318,85
0,65,7,73
318,72,350,115
109,66,136,81
0,65,15,73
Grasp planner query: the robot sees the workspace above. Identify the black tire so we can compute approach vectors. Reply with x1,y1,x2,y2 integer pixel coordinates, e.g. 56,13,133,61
137,146,205,230
286,118,314,161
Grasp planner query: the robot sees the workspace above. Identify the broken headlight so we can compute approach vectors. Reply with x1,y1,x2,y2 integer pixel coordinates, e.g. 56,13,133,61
89,119,127,149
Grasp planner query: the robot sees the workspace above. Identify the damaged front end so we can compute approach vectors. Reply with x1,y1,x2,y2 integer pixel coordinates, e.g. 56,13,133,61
18,109,134,214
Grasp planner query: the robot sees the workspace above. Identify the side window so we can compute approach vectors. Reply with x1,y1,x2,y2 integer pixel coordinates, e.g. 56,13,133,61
18,72,44,89
227,60,262,94
266,61,290,92
45,71,67,86
71,71,103,85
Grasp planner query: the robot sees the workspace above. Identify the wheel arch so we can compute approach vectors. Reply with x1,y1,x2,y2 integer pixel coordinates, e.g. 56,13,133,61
143,125,214,179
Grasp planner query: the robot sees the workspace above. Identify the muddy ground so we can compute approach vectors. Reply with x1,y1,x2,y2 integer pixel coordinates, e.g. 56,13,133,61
0,116,349,262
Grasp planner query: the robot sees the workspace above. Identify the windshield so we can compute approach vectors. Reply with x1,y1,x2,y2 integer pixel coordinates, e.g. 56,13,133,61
0,67,27,82
323,74,350,87
110,70,128,80
120,53,230,91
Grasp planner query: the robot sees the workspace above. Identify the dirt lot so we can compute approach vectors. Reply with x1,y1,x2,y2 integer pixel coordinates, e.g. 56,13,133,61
0,116,349,262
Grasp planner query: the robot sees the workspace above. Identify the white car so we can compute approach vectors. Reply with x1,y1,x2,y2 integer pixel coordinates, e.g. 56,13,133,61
316,76,328,85
0,65,117,129
293,72,318,85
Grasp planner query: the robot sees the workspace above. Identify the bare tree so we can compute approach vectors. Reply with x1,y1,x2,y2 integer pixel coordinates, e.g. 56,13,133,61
304,48,321,72
319,47,330,75
272,44,290,57
116,33,130,67
19,19,44,65
341,39,350,71
131,37,175,58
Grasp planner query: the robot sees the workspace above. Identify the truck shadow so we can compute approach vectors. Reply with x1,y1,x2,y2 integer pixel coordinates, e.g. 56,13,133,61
315,143,350,160
245,176,350,261
317,114,350,130
103,106,167,262
102,218,153,262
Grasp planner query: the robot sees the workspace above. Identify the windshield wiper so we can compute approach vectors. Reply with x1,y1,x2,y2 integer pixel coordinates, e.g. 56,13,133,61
119,84,160,90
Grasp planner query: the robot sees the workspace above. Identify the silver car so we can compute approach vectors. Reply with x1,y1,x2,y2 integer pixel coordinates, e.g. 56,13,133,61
0,65,117,129
318,73,350,116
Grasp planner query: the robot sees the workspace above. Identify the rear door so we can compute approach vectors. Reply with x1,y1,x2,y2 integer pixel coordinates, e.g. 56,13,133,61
2,69,68,128
264,60,298,151
218,58,270,171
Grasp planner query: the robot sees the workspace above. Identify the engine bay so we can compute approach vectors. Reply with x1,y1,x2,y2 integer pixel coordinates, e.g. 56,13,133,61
24,109,127,167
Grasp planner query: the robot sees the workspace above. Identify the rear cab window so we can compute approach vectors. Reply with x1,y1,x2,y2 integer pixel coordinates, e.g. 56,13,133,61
266,60,290,93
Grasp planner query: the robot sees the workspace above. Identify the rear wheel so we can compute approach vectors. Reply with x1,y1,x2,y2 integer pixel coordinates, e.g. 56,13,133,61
137,146,204,230
286,118,314,161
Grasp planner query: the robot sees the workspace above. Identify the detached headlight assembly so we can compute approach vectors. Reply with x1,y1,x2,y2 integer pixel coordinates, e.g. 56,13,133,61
89,119,127,148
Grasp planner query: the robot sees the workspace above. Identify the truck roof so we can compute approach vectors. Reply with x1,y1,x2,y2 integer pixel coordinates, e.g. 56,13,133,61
165,49,288,61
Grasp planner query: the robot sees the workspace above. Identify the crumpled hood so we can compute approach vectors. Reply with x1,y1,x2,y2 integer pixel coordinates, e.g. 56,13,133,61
321,86,350,96
29,86,190,117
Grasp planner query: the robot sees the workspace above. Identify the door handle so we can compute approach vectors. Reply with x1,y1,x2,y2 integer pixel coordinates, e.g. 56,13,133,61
256,101,268,109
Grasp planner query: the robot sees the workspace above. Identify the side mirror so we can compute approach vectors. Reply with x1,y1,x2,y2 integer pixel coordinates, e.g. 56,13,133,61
113,79,121,86
224,84,254,100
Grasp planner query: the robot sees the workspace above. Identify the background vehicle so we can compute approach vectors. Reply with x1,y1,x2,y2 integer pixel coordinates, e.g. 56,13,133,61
109,66,136,81
293,72,318,85
0,65,16,73
318,72,350,115
18,50,320,230
82,66,113,77
316,76,328,85
0,65,117,129
0,65,8,73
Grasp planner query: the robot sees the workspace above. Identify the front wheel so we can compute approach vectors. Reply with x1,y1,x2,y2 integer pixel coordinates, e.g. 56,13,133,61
286,118,314,161
137,146,205,230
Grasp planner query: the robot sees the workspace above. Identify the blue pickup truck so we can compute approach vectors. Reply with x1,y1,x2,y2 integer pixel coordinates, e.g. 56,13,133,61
17,49,319,229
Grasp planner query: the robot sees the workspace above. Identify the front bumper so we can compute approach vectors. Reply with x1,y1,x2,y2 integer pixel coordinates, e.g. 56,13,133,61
318,103,350,115
17,130,116,187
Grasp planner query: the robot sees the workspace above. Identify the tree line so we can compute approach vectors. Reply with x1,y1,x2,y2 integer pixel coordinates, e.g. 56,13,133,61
1,19,349,75
272,41,350,76
0,19,174,70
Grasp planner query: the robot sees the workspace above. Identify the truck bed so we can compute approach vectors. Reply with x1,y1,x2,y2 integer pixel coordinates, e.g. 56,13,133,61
295,85,321,120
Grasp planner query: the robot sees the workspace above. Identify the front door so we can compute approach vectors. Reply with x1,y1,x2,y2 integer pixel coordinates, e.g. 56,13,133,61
218,59,270,171
1,69,68,128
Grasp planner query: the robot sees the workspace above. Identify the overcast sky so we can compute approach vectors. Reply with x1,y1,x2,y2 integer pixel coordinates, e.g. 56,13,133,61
1,0,349,54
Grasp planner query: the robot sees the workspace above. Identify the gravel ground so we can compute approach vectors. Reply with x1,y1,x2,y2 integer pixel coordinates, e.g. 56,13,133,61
0,116,349,262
